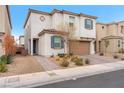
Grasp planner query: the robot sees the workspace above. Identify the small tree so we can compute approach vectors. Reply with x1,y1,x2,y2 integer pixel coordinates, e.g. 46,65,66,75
2,33,16,56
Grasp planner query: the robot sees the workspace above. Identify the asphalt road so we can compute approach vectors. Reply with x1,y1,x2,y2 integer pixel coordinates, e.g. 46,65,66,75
36,69,124,88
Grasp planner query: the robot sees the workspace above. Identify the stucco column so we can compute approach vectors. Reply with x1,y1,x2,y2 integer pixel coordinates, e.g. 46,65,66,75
96,40,99,53
30,38,33,55
90,40,95,55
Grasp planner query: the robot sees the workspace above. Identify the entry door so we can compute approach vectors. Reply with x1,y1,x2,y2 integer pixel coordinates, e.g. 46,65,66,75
33,39,39,55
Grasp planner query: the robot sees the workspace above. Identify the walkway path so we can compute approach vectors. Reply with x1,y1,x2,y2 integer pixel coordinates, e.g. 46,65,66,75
34,56,60,71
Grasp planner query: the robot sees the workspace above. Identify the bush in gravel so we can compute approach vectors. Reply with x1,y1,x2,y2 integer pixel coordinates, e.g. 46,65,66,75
74,58,83,66
85,58,90,64
71,56,79,62
6,55,13,64
99,53,104,56
113,55,118,59
60,58,69,67
69,53,73,57
0,62,7,72
121,57,124,60
0,59,7,72
0,55,7,64
58,53,67,58
0,55,13,64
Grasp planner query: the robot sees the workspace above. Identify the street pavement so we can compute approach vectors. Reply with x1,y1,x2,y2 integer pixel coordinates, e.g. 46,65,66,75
38,69,124,88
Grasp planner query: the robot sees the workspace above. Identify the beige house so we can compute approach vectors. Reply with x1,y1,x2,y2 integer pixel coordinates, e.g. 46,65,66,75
0,5,12,56
24,9,97,56
96,21,124,54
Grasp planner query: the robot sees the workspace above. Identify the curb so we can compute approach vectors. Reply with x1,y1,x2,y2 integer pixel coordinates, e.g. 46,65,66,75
1,61,124,88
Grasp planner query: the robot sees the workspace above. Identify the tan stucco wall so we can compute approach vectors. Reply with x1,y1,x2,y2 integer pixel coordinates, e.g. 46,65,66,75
101,38,124,53
96,22,124,53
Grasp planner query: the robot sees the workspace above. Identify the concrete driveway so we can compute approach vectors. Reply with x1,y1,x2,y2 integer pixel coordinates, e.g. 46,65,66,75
83,54,121,65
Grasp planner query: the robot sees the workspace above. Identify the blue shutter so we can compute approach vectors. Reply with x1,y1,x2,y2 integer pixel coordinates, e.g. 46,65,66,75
51,36,54,48
85,19,87,29
61,37,64,48
91,20,93,29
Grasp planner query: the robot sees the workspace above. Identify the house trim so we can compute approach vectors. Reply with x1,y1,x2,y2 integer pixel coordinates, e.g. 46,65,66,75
6,5,12,29
24,9,97,28
38,29,69,36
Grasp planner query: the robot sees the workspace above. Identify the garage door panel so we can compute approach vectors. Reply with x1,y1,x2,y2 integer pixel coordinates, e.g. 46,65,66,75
69,40,90,55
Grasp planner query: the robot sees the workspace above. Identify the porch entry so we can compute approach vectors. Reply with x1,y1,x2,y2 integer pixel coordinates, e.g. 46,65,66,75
33,39,39,55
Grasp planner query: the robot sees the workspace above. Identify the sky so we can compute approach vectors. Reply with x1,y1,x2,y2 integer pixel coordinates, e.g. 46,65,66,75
10,5,124,38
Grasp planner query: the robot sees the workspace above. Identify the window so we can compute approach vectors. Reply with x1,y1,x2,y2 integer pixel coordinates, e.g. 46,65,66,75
102,26,104,29
69,16,75,31
51,36,64,49
121,26,123,33
118,40,121,48
0,39,2,43
85,19,93,30
69,16,75,24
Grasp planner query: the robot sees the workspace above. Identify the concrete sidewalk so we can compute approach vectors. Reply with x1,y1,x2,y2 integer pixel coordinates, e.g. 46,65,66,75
1,61,124,88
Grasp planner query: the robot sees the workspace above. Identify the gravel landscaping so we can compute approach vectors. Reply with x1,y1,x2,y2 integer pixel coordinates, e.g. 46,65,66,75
0,55,44,77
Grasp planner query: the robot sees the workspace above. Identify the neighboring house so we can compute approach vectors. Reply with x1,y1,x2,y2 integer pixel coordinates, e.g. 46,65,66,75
19,35,24,46
24,9,97,56
96,21,124,54
0,5,12,56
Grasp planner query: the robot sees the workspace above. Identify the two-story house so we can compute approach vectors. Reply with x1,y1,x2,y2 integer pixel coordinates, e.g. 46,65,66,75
24,9,97,56
0,5,12,56
96,21,124,54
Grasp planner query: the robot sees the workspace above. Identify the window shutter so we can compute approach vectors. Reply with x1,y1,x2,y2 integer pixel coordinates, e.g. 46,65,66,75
85,19,87,29
61,37,64,48
51,36,54,48
91,20,93,29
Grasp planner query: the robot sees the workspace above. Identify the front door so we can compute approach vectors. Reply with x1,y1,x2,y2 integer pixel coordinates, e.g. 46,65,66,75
33,39,39,55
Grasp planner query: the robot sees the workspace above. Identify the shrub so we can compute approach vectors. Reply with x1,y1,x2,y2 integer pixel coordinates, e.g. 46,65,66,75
113,55,118,59
0,55,13,64
118,48,124,53
121,58,124,60
74,58,83,66
6,55,13,64
58,53,67,58
0,60,7,72
99,53,104,56
50,55,54,58
69,53,73,57
71,56,79,62
0,55,7,64
121,56,124,60
85,58,90,64
60,58,69,67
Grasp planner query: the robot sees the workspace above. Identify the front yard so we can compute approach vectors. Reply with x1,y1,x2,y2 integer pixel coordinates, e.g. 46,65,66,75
49,54,90,69
0,55,44,77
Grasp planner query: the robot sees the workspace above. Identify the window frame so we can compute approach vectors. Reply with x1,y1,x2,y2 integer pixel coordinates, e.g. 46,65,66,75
85,19,93,30
54,36,62,49
118,40,121,48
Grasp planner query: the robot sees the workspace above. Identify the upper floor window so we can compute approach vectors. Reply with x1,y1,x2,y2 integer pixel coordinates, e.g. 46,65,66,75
69,16,75,31
102,26,104,30
121,26,124,34
69,16,75,24
118,40,121,48
85,19,93,30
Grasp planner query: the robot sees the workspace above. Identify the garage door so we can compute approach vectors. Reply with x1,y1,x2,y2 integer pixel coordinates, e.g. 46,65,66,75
69,40,90,55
